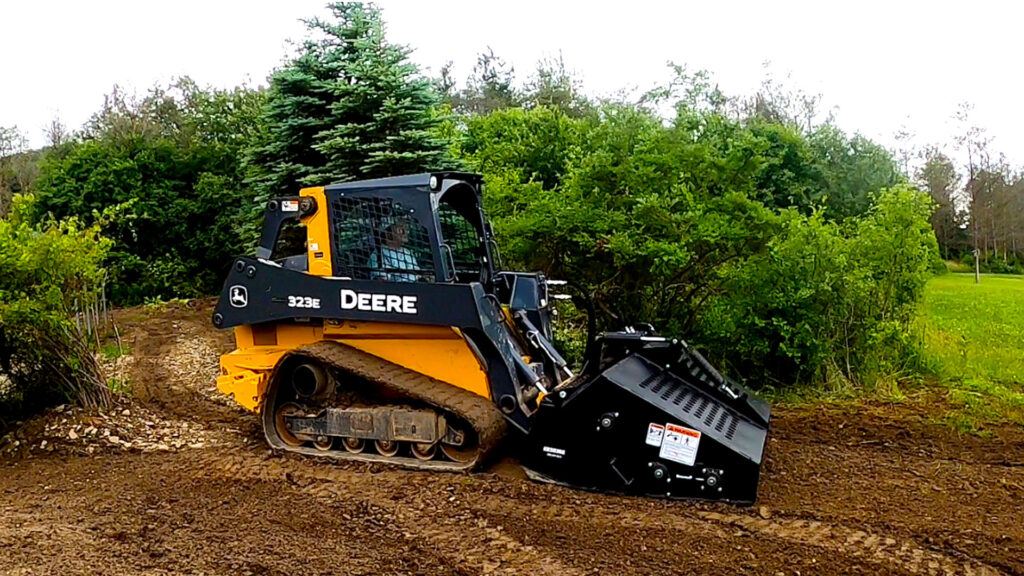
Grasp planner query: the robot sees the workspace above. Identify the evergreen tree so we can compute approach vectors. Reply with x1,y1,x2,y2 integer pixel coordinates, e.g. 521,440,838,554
247,2,448,202
453,48,521,115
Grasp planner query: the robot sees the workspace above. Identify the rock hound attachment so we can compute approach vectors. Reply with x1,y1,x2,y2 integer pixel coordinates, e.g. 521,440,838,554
523,331,770,504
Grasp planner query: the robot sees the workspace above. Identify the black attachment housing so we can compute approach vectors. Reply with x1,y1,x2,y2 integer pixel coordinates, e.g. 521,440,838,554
521,331,770,504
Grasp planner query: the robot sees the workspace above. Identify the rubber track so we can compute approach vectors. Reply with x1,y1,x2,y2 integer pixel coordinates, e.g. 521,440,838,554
264,340,507,472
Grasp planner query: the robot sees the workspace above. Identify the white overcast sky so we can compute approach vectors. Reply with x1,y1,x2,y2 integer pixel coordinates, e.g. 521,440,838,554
1,0,1020,168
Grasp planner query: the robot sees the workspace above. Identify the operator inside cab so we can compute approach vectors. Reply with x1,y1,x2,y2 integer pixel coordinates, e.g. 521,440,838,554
369,221,419,282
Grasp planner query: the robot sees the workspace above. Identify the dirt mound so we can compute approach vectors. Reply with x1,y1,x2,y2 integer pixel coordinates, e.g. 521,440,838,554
1,300,1022,575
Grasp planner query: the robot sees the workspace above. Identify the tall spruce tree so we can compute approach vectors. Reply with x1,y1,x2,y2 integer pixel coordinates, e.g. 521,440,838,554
247,2,448,202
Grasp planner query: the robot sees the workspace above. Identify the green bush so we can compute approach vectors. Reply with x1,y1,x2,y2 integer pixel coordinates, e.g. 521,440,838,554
981,256,1023,275
0,195,112,419
699,185,939,386
34,81,263,304
468,100,937,389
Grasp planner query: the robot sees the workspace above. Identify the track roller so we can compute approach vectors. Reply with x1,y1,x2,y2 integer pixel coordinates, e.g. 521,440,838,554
342,437,365,453
440,443,476,464
375,439,399,457
411,442,437,461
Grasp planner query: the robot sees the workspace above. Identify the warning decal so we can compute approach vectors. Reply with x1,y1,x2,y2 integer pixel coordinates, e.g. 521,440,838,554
645,423,665,447
282,200,299,212
658,423,701,466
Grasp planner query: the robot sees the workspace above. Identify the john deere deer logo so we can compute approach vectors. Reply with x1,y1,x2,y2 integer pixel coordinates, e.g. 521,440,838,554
229,285,248,308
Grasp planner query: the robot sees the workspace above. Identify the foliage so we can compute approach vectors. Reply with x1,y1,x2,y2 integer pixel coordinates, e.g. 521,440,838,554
700,185,938,386
915,274,1024,432
245,1,450,217
806,125,902,218
523,54,592,118
917,148,963,259
0,195,111,419
34,80,264,303
439,48,592,119
478,104,773,331
966,166,1024,267
922,106,1024,269
462,106,587,191
467,94,937,387
444,48,522,115
0,126,39,218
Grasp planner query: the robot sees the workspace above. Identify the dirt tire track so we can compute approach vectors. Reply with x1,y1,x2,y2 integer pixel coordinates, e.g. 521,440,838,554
185,451,581,576
690,511,1004,576
431,489,1007,576
184,450,1005,576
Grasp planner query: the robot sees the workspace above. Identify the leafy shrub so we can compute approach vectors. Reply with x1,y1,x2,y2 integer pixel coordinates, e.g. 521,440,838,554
0,196,112,419
34,81,263,304
699,185,939,386
470,101,937,389
981,256,1023,275
481,104,783,334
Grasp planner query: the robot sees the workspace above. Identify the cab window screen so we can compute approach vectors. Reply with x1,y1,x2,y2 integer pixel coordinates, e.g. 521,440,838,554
438,202,482,283
331,196,434,282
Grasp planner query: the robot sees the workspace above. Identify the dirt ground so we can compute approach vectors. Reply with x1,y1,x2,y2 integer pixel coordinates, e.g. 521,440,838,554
1,300,1022,576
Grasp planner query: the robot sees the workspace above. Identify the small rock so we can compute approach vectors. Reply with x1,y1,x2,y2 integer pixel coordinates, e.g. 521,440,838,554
121,409,131,417
68,430,79,440
40,440,48,449
107,436,121,445
759,506,771,519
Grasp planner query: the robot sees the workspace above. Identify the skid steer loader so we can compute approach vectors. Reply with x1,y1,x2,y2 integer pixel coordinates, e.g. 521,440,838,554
212,172,770,503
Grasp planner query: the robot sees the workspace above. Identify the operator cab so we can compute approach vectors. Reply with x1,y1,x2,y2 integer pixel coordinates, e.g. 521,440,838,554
257,173,498,286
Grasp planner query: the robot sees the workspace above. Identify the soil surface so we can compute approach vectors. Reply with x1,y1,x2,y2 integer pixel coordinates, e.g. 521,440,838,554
2,300,1023,576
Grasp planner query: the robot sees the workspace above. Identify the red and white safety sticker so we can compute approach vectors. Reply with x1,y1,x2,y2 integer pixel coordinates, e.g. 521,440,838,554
645,423,665,447
658,423,701,466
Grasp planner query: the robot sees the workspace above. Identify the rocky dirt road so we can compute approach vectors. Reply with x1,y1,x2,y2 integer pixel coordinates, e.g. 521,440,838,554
1,301,1022,575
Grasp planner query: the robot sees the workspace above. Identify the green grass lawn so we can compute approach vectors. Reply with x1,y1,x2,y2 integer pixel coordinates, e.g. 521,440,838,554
916,273,1024,432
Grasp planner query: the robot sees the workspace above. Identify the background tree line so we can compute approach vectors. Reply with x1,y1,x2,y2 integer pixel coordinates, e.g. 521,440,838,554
918,145,1024,273
0,1,1000,415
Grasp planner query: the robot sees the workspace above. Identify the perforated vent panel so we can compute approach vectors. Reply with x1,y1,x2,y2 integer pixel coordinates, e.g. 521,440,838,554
633,361,743,441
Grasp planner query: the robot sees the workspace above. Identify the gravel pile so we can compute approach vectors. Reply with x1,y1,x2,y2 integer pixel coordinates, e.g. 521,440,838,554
1,301,247,460
0,402,219,458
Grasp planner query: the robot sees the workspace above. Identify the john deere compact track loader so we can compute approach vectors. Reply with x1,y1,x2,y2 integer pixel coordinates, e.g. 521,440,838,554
212,173,770,503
